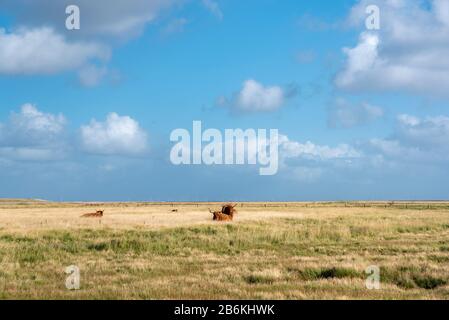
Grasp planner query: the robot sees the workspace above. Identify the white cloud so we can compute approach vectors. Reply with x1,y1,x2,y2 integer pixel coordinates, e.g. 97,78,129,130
0,1,177,83
12,104,65,132
368,139,414,159
336,0,449,97
434,0,449,26
0,106,151,161
365,113,449,165
238,80,285,111
397,114,420,127
395,114,449,149
2,0,176,38
0,28,109,75
328,98,384,128
280,135,361,161
365,137,440,168
335,32,380,88
78,65,109,87
202,0,223,20
0,104,68,161
276,134,362,181
7,104,66,145
221,79,290,113
80,113,148,156
278,113,449,179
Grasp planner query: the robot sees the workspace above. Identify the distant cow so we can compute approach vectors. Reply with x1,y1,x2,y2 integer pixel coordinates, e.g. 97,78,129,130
81,210,104,218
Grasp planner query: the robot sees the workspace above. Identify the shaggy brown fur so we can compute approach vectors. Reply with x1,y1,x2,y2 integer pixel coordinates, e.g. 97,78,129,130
210,204,237,221
221,204,237,216
209,209,233,221
81,210,104,218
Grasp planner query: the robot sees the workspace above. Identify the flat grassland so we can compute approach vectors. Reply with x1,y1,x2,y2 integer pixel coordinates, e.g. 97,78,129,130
0,199,449,299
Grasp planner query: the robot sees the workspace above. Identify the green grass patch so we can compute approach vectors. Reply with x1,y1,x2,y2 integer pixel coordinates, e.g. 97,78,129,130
244,275,275,285
413,276,447,290
382,266,448,290
295,267,362,280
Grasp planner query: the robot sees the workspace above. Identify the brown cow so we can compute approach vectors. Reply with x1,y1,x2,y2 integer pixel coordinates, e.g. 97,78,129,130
81,210,104,218
209,204,237,221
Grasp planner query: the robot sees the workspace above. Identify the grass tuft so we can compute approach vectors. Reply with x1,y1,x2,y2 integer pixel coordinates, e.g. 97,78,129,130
296,267,362,280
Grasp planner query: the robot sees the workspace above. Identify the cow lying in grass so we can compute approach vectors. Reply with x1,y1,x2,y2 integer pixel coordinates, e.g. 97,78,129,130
209,204,237,221
81,210,104,218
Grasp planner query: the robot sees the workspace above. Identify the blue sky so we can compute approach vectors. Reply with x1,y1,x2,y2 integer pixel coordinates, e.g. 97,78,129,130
1,0,449,201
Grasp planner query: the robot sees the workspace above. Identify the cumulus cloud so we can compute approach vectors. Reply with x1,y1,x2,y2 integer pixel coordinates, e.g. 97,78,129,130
237,80,285,111
0,1,178,83
0,28,109,75
395,114,449,150
280,135,361,161
328,98,384,128
365,114,449,165
434,0,449,26
220,79,295,113
80,113,148,156
277,111,449,182
1,0,176,38
6,104,66,145
276,134,361,181
336,0,449,97
279,112,449,181
0,106,150,161
0,104,68,161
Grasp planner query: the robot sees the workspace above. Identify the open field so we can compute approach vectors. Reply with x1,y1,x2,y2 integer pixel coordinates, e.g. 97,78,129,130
1,200,449,299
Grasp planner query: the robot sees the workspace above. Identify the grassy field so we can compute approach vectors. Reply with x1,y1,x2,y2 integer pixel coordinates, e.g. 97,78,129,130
0,200,449,299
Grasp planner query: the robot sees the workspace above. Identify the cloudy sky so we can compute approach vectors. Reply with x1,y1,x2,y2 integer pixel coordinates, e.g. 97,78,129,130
1,0,449,201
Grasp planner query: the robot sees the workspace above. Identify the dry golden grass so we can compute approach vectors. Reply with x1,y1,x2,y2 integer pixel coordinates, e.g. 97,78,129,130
0,200,449,299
